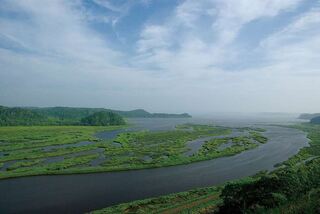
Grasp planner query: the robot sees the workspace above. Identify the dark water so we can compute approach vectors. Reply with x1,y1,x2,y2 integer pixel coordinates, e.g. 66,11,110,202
0,116,309,214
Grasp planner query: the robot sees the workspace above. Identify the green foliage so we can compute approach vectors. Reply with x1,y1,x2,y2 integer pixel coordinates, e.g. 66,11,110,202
218,175,288,213
80,111,126,126
196,131,266,160
217,123,320,214
0,124,260,179
0,106,49,126
262,188,320,214
298,113,320,120
31,106,105,120
0,105,126,126
0,125,125,179
6,159,43,171
45,154,99,171
0,105,190,126
310,116,320,124
113,109,152,118
91,186,221,214
249,131,268,144
29,106,192,119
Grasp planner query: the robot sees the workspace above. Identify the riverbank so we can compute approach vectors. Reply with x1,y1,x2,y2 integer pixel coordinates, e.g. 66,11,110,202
92,123,318,213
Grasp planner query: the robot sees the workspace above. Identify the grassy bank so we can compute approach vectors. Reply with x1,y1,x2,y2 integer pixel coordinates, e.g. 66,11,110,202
91,186,223,214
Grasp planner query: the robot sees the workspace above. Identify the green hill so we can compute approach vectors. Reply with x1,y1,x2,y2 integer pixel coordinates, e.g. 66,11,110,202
81,111,126,126
310,116,320,124
0,106,126,126
298,113,320,120
0,106,49,126
28,107,191,119
112,109,152,118
0,105,191,126
29,107,105,122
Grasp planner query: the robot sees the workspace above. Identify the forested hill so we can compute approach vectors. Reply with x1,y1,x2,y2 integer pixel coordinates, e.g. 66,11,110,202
298,113,320,120
112,109,191,118
0,106,49,126
81,111,126,126
0,105,191,126
310,116,320,124
0,106,125,126
28,107,192,119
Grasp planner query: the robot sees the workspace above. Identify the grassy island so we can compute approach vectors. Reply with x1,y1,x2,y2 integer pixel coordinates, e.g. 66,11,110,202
0,124,266,179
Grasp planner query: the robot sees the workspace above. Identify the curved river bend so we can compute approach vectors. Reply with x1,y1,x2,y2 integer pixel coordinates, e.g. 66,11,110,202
0,118,309,214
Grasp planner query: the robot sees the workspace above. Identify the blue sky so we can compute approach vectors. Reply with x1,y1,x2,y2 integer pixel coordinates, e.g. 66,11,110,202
0,0,320,114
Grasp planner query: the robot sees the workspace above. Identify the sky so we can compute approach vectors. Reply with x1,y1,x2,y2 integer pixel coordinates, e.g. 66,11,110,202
0,0,319,114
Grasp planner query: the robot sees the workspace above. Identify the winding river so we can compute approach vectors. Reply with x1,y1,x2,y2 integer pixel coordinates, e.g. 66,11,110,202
0,116,309,213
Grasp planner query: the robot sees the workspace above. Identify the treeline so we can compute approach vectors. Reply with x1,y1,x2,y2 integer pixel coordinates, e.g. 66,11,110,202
298,113,320,120
298,112,320,124
0,106,49,126
28,107,192,119
0,105,191,126
81,111,125,126
0,106,125,126
310,116,320,124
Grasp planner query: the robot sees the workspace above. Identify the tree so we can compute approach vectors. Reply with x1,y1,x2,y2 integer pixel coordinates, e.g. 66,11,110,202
80,111,125,126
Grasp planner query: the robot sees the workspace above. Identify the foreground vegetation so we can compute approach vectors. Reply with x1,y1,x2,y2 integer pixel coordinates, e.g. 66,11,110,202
92,123,320,214
0,124,265,179
92,186,222,214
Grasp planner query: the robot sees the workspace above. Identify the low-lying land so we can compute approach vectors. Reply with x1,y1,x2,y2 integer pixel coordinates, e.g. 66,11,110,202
93,123,320,214
0,124,266,179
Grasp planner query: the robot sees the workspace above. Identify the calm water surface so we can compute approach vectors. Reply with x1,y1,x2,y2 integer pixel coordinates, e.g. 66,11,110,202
0,115,309,213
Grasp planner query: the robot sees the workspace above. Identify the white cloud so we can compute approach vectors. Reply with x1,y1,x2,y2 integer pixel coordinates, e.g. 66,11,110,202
1,0,320,113
135,0,304,74
0,0,160,109
90,0,149,26
132,0,320,112
0,0,121,64
260,7,320,75
137,25,171,53
212,0,303,43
